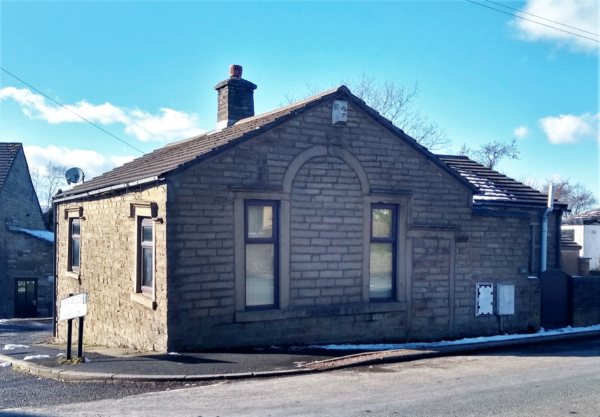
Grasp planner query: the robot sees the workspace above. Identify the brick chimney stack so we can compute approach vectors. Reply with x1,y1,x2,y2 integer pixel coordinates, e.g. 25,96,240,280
214,65,257,129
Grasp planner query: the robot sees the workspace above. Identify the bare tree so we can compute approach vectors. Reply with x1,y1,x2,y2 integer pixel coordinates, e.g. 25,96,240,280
541,179,598,217
459,138,520,170
31,162,67,211
283,74,451,152
518,175,597,217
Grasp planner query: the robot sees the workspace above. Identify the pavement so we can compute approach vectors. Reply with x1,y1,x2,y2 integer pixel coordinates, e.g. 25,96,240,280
1,318,600,383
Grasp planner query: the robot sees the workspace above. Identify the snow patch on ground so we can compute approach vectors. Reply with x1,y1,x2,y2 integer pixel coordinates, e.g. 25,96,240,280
168,352,180,356
56,353,66,357
302,324,600,351
3,344,30,350
0,362,12,368
23,355,50,361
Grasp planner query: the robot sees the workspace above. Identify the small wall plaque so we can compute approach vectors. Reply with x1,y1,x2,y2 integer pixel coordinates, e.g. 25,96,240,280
332,100,348,126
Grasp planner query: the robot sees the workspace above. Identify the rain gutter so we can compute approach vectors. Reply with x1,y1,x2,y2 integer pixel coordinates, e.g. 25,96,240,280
52,176,162,204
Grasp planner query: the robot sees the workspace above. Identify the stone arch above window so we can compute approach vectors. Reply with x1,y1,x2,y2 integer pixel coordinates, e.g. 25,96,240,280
282,146,370,195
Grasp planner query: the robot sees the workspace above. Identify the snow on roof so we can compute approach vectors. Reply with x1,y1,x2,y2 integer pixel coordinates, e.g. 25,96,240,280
7,226,54,243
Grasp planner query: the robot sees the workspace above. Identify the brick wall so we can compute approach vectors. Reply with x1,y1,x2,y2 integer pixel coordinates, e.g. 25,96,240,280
55,186,168,351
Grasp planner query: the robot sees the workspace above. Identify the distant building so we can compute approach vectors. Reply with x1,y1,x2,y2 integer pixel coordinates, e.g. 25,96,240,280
53,67,565,351
563,208,600,271
0,142,54,318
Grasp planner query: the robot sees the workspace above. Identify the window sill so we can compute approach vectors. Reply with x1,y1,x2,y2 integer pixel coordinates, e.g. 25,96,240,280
130,293,156,309
235,301,406,323
65,271,80,280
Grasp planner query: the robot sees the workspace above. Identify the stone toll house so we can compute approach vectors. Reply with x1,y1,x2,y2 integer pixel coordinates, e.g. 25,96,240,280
0,142,54,319
53,66,566,351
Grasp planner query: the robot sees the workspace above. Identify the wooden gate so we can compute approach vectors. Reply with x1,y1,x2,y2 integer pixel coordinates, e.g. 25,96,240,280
540,269,571,330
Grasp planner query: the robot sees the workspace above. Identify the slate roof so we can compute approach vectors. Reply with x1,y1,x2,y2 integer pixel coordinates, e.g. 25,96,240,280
0,142,22,193
438,155,566,208
563,207,600,225
54,86,476,200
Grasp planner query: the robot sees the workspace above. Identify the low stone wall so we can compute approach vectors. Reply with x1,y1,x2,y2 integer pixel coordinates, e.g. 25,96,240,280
571,276,600,327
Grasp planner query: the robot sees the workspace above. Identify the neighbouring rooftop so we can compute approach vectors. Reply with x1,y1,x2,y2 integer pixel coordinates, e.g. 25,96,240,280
7,226,54,243
438,155,565,209
0,142,22,193
563,207,600,225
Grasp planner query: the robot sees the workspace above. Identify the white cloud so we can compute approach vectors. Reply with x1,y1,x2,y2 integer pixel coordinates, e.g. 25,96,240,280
125,108,203,142
0,87,204,142
514,126,529,139
24,145,135,181
539,113,599,144
512,0,599,52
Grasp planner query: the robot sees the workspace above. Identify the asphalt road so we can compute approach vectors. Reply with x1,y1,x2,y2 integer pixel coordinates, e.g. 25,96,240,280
0,320,208,411
3,337,599,417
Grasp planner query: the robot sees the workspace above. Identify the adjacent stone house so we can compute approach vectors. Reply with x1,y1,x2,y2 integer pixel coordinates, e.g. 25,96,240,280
0,142,54,318
53,67,565,351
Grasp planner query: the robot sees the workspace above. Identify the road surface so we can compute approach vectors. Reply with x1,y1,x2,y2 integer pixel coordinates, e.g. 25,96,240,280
2,337,599,417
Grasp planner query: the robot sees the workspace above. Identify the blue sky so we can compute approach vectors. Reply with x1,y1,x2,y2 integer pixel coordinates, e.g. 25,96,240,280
1,1,598,197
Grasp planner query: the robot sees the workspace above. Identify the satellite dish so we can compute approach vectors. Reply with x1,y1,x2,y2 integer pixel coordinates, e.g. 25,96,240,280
65,167,85,185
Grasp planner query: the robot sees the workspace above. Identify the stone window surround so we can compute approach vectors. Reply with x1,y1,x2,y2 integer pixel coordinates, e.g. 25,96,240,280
130,202,158,310
64,207,83,280
234,191,290,314
244,199,280,309
234,145,410,323
369,203,399,301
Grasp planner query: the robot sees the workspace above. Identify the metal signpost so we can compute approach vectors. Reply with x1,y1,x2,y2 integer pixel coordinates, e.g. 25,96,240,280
58,293,88,360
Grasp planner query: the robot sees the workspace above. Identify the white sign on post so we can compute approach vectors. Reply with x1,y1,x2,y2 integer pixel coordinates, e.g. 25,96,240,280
59,293,88,322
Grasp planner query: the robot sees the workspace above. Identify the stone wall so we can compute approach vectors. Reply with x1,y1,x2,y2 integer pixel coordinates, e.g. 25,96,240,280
4,233,53,318
571,276,600,327
0,147,48,319
290,155,363,307
55,186,168,351
164,97,556,350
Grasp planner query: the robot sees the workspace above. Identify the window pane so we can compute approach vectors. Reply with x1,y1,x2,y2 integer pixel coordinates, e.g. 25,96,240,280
372,209,393,238
246,244,274,306
72,239,80,268
72,220,80,236
247,205,273,239
142,247,153,288
142,225,153,242
370,243,393,299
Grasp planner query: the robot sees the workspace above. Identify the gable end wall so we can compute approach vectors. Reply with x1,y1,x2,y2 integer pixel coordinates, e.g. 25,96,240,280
165,99,550,349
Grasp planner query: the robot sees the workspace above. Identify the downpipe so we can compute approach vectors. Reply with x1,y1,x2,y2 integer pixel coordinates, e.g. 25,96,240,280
540,183,554,273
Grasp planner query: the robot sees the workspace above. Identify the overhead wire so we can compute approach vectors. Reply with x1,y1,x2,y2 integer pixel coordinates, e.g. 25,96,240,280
483,0,599,37
0,67,146,155
466,0,600,43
